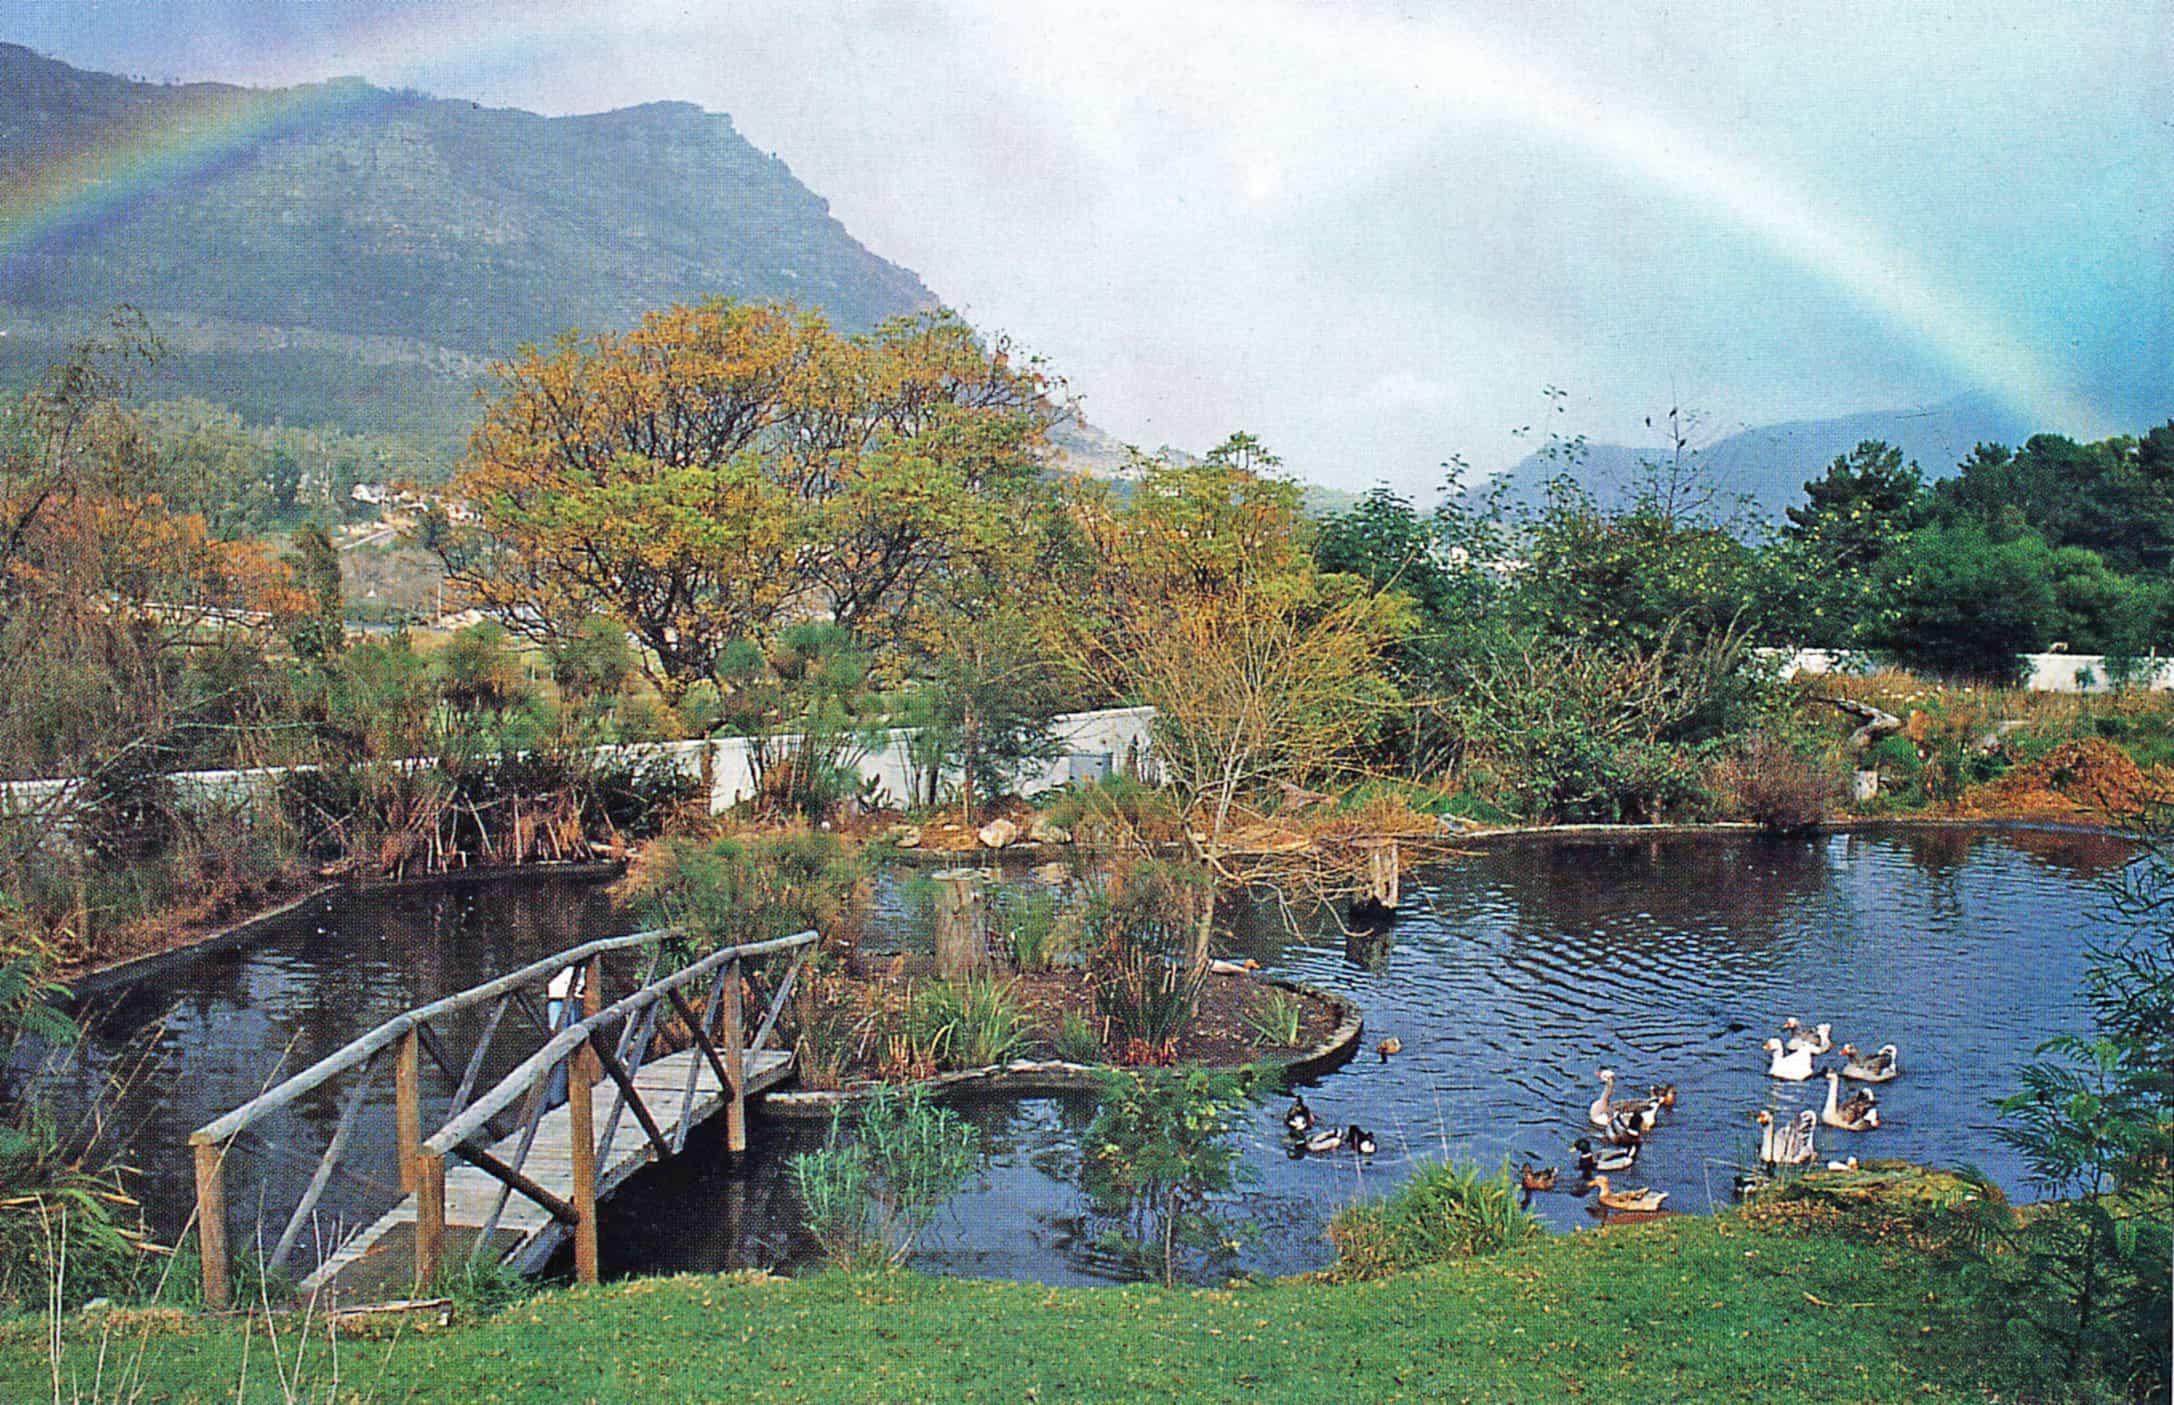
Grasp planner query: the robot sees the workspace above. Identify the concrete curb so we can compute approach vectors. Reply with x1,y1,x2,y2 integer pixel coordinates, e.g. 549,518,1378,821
760,972,1364,1119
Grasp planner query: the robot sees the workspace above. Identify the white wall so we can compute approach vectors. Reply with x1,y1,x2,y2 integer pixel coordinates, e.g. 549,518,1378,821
1765,647,2174,693
0,707,1163,824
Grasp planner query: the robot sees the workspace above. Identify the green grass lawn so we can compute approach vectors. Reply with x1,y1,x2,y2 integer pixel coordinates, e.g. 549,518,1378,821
7,1213,2033,1404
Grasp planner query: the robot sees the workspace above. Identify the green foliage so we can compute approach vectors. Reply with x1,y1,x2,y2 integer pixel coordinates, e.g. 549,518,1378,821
1084,865,1209,1060
1863,523,2056,683
1049,1009,1106,1064
994,887,1068,974
1081,1066,1256,1286
908,978,1034,1071
1992,815,2174,1401
431,1255,533,1317
1325,1160,1540,1282
1933,427,2174,579
1038,774,1180,844
788,1087,982,1270
1241,987,1304,1049
628,831,863,956
1312,486,1466,622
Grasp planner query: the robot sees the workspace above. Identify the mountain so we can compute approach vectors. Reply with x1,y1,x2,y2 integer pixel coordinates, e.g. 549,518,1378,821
0,45,937,454
1478,395,2043,524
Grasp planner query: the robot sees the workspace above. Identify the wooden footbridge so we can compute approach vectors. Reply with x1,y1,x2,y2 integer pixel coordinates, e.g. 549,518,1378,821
188,927,816,1309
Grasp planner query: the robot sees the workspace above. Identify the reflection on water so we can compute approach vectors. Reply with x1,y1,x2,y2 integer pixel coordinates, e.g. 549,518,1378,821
7,878,619,1272
607,826,2138,1285
8,826,2140,1288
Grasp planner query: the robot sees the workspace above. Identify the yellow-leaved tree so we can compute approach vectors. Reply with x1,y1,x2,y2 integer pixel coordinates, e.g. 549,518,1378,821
441,298,1062,701
1062,437,1414,962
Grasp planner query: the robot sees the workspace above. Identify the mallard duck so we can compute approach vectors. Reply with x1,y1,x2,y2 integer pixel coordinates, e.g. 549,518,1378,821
1762,1037,1816,1081
1782,1018,1833,1055
1283,1094,1315,1135
1821,1069,1880,1131
1304,1125,1349,1154
1376,1036,1402,1063
1588,1174,1668,1212
1602,1110,1650,1146
1519,1163,1558,1193
1840,1043,1899,1082
1570,1137,1637,1176
1732,1167,1771,1197
1755,1108,1819,1166
1351,1126,1378,1156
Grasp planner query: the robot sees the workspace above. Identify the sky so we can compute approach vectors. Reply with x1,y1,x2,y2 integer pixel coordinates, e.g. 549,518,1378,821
10,0,2172,493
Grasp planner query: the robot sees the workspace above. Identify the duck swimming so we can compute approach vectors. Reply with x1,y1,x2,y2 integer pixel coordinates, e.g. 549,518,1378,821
1840,1043,1899,1082
1284,1095,1315,1135
1519,1164,1558,1193
1821,1069,1880,1131
1587,1175,1668,1212
1306,1124,1357,1154
1376,1036,1402,1062
1351,1126,1378,1156
1782,1018,1833,1055
1570,1137,1638,1176
1762,1037,1817,1081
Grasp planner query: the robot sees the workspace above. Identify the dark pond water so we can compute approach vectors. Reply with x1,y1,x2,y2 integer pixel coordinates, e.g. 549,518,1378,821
610,825,2142,1283
11,826,2142,1287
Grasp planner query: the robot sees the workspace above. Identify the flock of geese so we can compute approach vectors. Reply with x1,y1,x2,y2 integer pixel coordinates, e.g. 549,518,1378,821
1277,1016,1906,1214
1510,1016,1905,1214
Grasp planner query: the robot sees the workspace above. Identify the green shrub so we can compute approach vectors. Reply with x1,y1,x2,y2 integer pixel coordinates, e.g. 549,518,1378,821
1326,1160,1540,1282
788,1087,981,1270
1242,987,1304,1048
1085,864,1208,1063
1050,1009,1104,1064
628,831,864,956
910,978,1033,1070
1038,775,1179,843
1081,1067,1255,1286
995,887,1068,973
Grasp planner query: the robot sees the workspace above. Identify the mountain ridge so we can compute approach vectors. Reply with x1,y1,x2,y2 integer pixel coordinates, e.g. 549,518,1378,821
0,44,938,453
1478,394,2045,522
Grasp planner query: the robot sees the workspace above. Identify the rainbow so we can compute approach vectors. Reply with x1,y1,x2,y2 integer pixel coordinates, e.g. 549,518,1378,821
0,72,388,269
1253,3,2113,438
0,5,2115,439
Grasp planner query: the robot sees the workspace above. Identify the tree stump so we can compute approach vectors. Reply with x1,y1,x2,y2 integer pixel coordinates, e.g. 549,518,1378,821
932,869,991,979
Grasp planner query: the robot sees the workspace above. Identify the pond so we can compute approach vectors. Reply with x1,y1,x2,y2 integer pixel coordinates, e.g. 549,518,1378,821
12,825,2141,1288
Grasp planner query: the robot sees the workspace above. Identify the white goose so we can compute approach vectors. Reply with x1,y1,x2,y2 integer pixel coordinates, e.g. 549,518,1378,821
1755,1108,1819,1167
1821,1069,1880,1131
1762,1037,1816,1081
1590,1069,1667,1130
1840,1043,1899,1083
1783,1019,1833,1056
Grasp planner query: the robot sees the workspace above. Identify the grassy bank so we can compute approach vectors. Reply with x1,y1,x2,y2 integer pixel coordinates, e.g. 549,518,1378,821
8,1213,2039,1404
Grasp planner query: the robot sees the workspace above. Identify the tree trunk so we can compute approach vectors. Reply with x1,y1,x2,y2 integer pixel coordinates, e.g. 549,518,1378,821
933,869,990,980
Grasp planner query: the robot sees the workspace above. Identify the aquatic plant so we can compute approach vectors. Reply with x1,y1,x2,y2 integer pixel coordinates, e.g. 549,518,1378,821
1325,1159,1540,1282
789,1087,982,1270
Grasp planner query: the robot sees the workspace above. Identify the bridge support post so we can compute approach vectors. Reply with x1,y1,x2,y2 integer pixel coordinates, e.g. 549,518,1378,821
192,1140,230,1311
395,1027,422,1191
568,952,604,1284
414,1150,446,1288
567,1033,600,1284
723,956,747,1154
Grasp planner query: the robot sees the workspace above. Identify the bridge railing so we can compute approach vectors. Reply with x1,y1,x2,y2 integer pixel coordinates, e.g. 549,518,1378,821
187,927,817,1309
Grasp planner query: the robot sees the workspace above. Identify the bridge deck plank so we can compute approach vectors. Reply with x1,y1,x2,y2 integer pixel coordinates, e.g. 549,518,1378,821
301,1047,791,1299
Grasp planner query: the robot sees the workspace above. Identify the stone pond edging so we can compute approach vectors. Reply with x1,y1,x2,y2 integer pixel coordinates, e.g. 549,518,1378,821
758,971,1365,1119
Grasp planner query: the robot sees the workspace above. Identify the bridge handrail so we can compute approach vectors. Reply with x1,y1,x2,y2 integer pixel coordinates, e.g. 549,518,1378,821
424,929,816,1156
191,927,679,1146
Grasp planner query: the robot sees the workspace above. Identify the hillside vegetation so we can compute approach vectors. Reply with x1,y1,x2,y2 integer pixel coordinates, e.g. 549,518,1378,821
0,44,935,451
